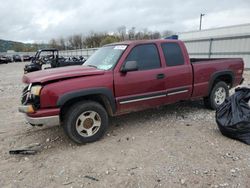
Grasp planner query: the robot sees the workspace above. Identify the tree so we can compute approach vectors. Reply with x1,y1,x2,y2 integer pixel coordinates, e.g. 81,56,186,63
84,32,106,48
68,36,75,49
67,34,84,49
49,38,58,49
162,30,174,38
45,27,176,50
151,31,161,39
12,42,25,51
73,34,84,49
59,37,66,50
117,26,126,41
135,31,144,40
100,35,121,46
128,27,136,40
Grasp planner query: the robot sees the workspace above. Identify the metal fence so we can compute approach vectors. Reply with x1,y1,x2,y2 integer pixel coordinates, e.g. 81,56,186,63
0,51,36,56
59,48,98,58
1,35,250,68
182,35,250,68
0,48,99,59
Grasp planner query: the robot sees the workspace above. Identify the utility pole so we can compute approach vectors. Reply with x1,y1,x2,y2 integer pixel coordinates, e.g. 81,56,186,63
199,13,205,30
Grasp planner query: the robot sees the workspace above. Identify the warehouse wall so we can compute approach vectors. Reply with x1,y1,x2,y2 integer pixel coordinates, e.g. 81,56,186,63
179,23,250,68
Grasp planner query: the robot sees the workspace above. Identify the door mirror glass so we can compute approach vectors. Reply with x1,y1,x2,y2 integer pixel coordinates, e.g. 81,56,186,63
121,61,138,73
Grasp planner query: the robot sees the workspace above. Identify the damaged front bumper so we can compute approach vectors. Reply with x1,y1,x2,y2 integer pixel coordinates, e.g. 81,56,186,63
19,84,60,126
19,105,60,126
25,114,60,126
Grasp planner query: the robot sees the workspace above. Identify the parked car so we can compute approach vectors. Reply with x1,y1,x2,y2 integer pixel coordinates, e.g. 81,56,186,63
22,55,32,61
6,55,13,63
18,39,244,144
0,55,9,64
24,49,86,73
13,54,22,62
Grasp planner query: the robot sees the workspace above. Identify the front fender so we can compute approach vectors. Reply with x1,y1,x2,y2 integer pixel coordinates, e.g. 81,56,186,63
56,87,116,113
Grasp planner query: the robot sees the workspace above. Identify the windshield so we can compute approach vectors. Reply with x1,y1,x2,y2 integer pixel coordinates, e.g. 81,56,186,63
84,45,127,70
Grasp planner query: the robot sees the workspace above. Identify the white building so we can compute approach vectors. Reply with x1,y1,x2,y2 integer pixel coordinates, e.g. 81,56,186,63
178,23,250,68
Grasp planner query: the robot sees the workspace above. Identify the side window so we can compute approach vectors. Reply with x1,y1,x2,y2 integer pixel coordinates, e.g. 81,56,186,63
161,43,185,66
125,44,161,70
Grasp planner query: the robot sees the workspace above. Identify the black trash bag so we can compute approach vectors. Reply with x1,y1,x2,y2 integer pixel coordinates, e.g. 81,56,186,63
216,87,250,145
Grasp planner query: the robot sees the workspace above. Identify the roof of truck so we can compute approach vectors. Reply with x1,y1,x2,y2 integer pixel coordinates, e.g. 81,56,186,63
107,39,182,46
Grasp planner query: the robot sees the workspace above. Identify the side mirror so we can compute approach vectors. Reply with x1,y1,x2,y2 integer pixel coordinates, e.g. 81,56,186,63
121,61,138,73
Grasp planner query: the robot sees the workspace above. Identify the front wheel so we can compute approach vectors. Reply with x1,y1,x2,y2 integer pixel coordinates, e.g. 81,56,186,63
63,101,108,144
204,81,229,110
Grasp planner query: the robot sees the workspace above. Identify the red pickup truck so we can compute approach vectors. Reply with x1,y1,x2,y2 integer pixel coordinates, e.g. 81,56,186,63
19,39,244,143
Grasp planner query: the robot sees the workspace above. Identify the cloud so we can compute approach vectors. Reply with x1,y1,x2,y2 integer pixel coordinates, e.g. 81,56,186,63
183,7,250,31
0,0,250,42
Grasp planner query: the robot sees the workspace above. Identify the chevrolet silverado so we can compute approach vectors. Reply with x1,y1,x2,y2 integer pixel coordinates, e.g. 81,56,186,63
19,39,244,143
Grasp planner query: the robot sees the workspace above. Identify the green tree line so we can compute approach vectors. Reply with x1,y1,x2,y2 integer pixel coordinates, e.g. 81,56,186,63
49,26,174,50
0,40,48,52
0,26,174,52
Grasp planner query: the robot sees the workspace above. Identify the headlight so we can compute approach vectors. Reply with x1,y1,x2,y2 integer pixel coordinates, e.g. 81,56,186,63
30,85,42,96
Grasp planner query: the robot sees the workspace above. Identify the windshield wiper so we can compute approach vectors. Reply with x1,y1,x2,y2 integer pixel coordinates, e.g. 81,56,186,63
86,65,97,68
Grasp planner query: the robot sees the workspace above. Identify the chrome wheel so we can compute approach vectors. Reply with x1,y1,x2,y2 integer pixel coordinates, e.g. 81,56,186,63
75,111,101,137
214,87,226,105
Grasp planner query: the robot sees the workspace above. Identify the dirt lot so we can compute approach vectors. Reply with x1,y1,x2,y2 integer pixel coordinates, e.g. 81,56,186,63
0,62,250,188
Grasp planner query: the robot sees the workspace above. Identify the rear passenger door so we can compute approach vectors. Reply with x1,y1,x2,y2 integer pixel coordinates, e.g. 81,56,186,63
161,42,193,103
114,44,167,113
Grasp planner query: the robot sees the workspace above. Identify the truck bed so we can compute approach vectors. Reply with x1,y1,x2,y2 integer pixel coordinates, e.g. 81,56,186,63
190,58,241,64
190,58,244,98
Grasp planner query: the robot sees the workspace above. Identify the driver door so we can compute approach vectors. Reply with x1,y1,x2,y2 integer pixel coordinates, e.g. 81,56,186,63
114,44,166,114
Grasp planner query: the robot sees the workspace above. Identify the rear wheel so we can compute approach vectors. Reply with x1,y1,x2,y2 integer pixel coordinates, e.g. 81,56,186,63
204,81,229,110
63,101,108,144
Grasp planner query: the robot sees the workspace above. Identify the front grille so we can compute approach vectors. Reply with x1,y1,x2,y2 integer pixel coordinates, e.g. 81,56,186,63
21,85,30,105
21,84,40,110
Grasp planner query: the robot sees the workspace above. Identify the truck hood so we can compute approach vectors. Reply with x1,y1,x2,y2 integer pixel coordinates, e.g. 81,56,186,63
23,66,105,84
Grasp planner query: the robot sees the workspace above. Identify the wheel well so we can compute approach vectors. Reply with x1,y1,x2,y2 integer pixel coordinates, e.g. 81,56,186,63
213,74,233,89
59,94,114,122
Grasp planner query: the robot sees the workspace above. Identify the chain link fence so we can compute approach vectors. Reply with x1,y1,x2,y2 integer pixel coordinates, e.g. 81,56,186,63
0,48,99,59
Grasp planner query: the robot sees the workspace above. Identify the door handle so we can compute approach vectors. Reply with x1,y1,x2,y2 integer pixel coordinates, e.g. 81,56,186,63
156,73,165,79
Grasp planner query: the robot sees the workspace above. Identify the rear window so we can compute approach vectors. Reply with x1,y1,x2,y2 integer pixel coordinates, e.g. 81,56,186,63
161,43,185,66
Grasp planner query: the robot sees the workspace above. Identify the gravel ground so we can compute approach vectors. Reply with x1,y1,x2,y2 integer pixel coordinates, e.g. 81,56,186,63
0,63,250,188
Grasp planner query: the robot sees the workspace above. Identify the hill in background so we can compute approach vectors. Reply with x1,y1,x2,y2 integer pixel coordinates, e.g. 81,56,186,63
0,39,48,52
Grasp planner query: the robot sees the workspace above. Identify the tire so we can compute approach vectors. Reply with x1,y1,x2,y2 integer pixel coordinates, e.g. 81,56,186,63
62,100,108,144
204,81,229,110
